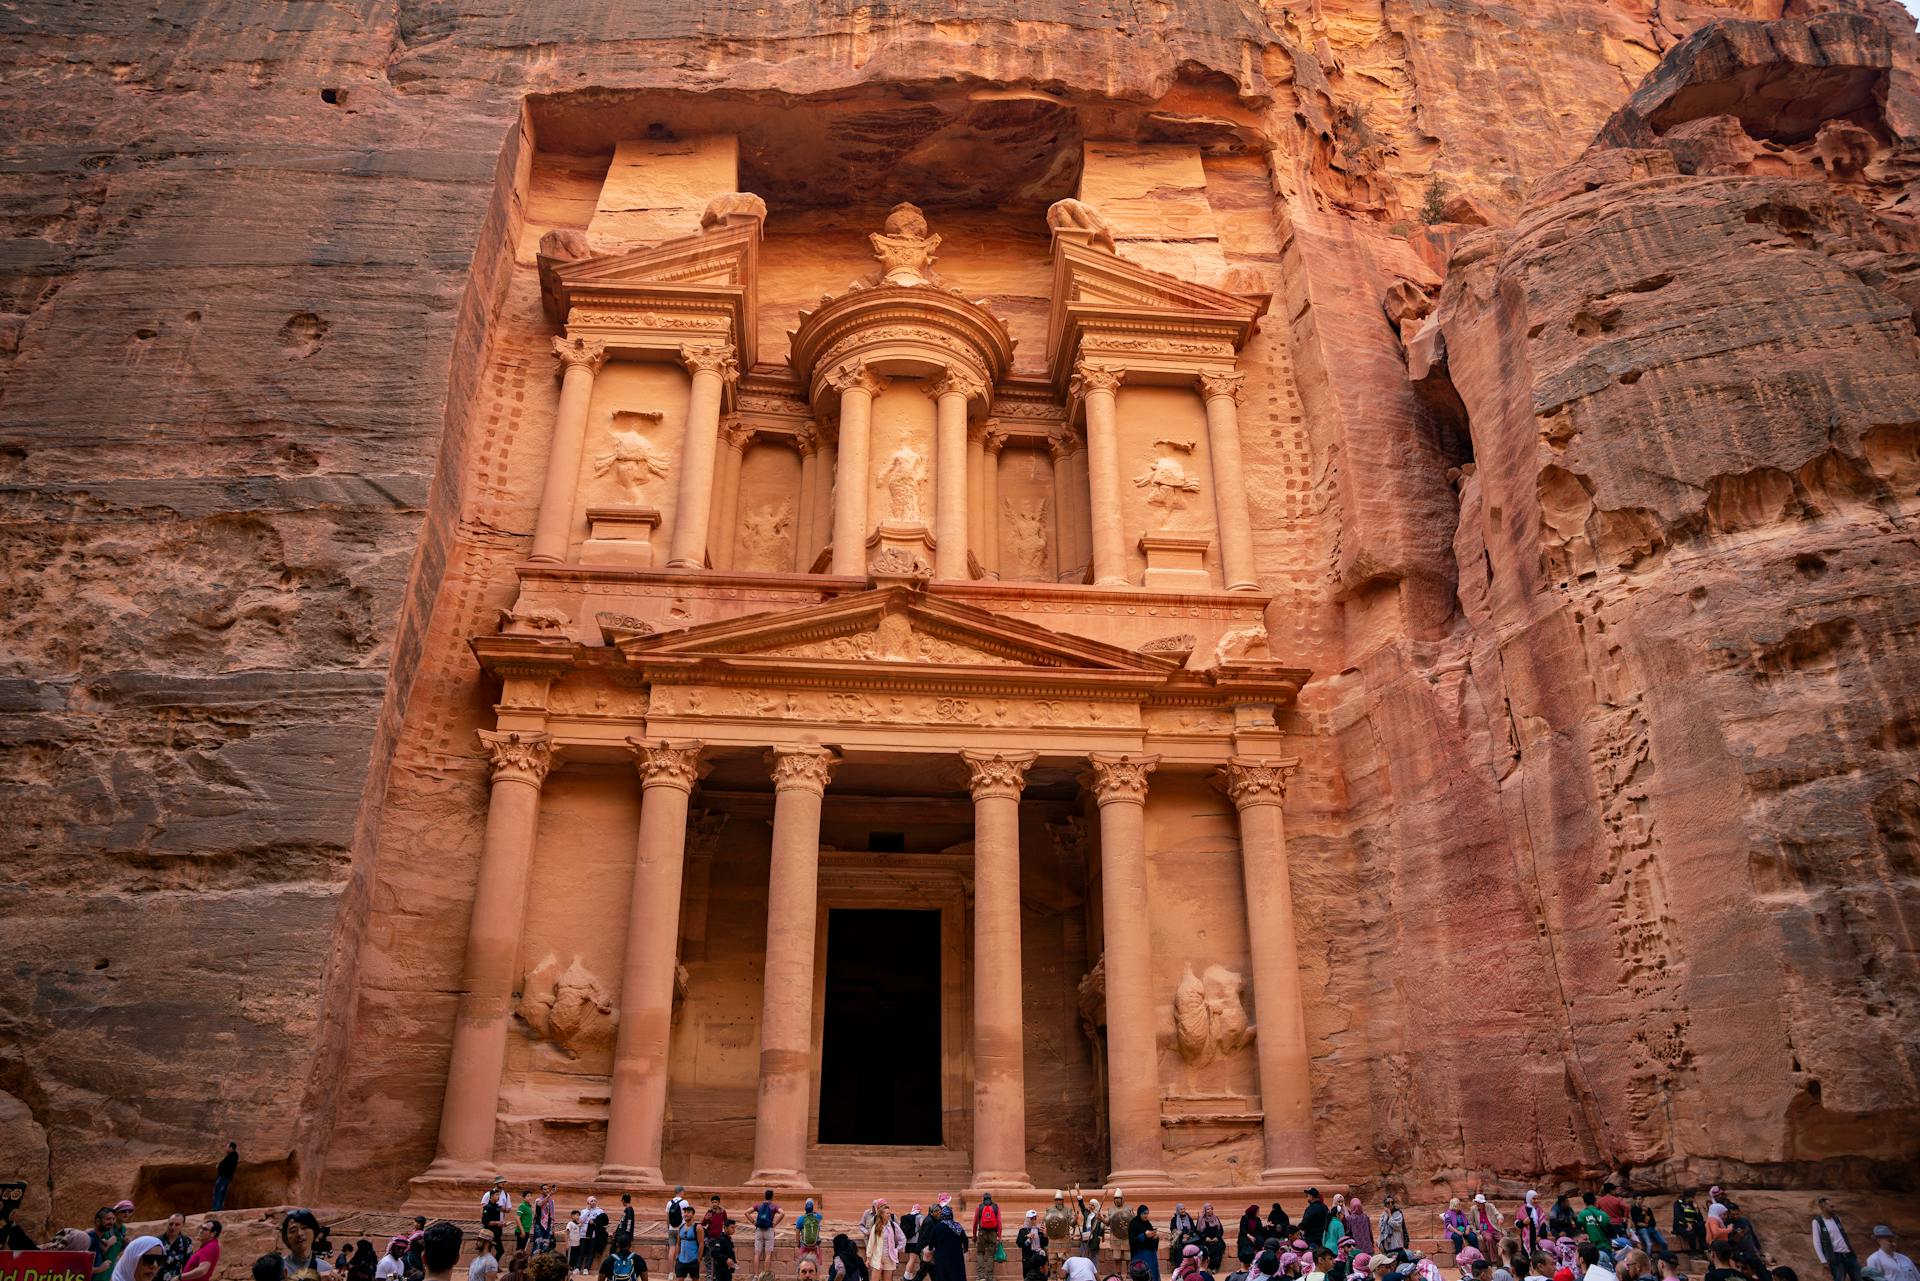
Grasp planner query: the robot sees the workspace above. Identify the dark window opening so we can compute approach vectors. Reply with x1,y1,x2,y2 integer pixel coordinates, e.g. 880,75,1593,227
867,831,906,853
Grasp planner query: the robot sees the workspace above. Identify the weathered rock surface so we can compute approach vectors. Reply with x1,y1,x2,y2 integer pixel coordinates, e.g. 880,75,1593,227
1,0,1917,1241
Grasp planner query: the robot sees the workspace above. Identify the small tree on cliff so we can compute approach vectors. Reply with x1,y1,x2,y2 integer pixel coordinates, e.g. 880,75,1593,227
1420,175,1449,224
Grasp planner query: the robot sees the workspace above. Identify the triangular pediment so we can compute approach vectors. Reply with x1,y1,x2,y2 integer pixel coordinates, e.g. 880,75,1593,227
622,587,1177,677
554,220,758,292
539,222,760,361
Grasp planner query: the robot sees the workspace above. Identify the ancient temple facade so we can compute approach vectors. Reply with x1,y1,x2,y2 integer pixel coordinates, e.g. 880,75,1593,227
409,136,1328,1200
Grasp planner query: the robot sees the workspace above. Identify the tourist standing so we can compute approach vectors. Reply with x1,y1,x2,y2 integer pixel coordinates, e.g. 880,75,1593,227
517,1194,535,1254
1378,1201,1407,1260
797,1202,825,1268
583,1200,611,1278
566,1214,585,1275
1700,1244,1742,1281
158,1216,193,1281
1300,1199,1330,1260
1814,1201,1861,1281
1072,1192,1103,1269
869,1203,904,1281
213,1145,239,1213
181,1223,223,1281
711,1223,738,1281
472,1239,501,1281
536,1189,557,1256
1865,1227,1919,1281
482,1184,512,1255
976,1196,1005,1281
1514,1198,1544,1260
281,1210,334,1281
1346,1204,1373,1259
1574,1200,1611,1254
753,1190,786,1280
1130,1208,1162,1281
703,1199,731,1281
675,1217,702,1281
1596,1195,1629,1236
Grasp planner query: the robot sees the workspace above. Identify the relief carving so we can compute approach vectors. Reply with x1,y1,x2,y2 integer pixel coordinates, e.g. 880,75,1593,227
737,500,794,568
1003,496,1051,578
1209,624,1272,667
520,954,616,1058
594,412,672,498
498,600,572,634
879,445,929,524
868,545,932,579
1138,633,1197,662
1172,962,1256,1067
596,612,655,643
1133,438,1203,520
870,201,942,286
700,190,767,227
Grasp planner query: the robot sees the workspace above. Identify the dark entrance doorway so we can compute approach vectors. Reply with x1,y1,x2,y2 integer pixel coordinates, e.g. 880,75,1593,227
817,908,943,1145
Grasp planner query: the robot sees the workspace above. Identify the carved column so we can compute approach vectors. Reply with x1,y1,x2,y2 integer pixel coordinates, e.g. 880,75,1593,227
1084,752,1169,1186
429,730,557,1174
529,337,608,563
1200,370,1260,591
1216,756,1319,1180
814,434,838,567
600,739,705,1183
828,364,885,576
666,342,738,570
709,419,751,571
750,745,837,1187
794,430,820,573
966,421,988,574
932,370,981,580
963,750,1037,1189
1072,361,1129,586
979,423,1006,578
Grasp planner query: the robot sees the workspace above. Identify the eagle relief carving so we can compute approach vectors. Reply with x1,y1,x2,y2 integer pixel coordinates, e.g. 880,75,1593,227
1133,438,1202,523
594,410,671,499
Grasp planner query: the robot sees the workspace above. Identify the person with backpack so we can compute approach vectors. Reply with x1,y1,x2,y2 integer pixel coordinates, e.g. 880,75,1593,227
709,1223,738,1281
975,1196,1004,1281
667,1191,693,1260
600,1236,645,1281
796,1203,825,1269
675,1220,701,1281
752,1190,785,1280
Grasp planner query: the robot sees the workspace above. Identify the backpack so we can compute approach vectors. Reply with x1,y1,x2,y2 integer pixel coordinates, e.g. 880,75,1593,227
669,1202,684,1230
980,1204,1001,1232
800,1216,820,1247
612,1257,636,1281
757,1204,776,1231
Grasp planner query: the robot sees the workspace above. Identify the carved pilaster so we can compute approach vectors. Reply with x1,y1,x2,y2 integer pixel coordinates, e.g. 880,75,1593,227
627,737,706,793
1068,360,1124,403
930,368,987,405
1215,755,1300,810
1083,752,1158,805
793,424,821,458
553,335,609,375
961,750,1036,801
983,420,1010,456
720,417,755,451
1199,368,1245,404
478,729,556,787
679,342,739,383
768,745,838,794
1047,431,1081,461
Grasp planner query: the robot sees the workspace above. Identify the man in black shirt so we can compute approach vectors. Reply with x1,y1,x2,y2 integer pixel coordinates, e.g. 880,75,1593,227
1299,1194,1329,1254
1703,1243,1746,1281
214,1145,239,1212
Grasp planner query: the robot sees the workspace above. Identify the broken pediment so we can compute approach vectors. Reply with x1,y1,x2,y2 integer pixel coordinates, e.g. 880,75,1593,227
539,212,762,362
1045,238,1269,379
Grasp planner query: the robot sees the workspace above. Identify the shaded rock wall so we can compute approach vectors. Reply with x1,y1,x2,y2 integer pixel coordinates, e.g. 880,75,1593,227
1,0,1916,1231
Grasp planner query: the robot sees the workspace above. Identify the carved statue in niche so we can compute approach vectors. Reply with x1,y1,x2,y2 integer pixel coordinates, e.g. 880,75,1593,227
594,411,671,498
870,201,941,287
520,954,616,1059
1046,197,1116,252
879,444,928,524
1172,962,1255,1067
1003,496,1051,578
737,499,794,568
1132,438,1202,521
1077,958,1110,1162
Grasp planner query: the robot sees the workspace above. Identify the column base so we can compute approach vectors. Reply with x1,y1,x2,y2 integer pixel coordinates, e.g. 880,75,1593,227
421,1156,498,1180
1094,575,1129,588
1226,580,1262,592
747,1169,813,1191
1258,1166,1327,1188
596,1165,665,1187
665,558,705,571
970,1171,1034,1192
1104,1168,1173,1191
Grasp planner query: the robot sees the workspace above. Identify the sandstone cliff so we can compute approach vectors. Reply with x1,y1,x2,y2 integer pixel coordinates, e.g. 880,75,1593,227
0,0,1915,1235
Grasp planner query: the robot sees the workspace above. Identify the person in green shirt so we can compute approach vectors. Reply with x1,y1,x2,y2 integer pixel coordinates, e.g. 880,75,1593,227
1575,1194,1613,1251
518,1194,536,1253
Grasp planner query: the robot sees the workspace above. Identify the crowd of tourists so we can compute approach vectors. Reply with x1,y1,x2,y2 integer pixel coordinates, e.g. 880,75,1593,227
17,1169,1918,1281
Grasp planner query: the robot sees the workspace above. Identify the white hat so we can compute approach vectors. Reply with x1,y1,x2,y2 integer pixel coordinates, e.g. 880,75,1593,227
1473,1195,1486,1204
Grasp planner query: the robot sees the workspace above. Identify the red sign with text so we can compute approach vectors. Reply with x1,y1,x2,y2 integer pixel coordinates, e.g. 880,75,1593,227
0,1251,95,1281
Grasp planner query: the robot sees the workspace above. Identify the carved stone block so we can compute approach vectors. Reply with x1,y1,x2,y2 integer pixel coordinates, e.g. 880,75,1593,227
581,506,662,568
1138,532,1212,592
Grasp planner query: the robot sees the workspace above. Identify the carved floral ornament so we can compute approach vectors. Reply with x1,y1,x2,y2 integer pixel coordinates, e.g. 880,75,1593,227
553,335,609,375
478,729,557,786
768,745,838,794
1069,360,1124,401
679,342,739,382
960,749,1037,801
1084,751,1159,804
1198,368,1245,403
824,361,889,399
1215,755,1300,809
628,737,706,791
928,368,988,405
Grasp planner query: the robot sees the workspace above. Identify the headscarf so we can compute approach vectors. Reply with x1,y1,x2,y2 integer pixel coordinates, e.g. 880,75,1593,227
1242,1209,1265,1239
833,1234,868,1281
1202,1207,1222,1232
111,1236,165,1281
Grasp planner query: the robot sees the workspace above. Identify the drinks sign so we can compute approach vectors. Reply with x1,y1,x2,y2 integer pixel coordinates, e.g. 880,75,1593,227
0,1254,94,1281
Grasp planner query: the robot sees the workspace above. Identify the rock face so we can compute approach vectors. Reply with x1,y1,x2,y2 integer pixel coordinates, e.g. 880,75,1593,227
0,0,1916,1243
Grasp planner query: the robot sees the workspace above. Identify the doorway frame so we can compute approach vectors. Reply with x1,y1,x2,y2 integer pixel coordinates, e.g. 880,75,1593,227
809,849,974,1156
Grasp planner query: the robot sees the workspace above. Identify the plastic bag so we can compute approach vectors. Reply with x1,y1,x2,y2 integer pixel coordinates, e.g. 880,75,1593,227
995,1244,1007,1264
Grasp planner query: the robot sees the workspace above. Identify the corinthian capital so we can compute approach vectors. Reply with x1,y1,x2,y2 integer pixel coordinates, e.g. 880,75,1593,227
553,335,609,375
478,729,557,786
1083,752,1159,805
1069,361,1124,399
1215,755,1299,809
720,416,755,450
768,745,838,794
826,361,888,399
628,737,706,793
1198,369,1245,404
961,750,1036,802
679,342,739,383
930,368,987,405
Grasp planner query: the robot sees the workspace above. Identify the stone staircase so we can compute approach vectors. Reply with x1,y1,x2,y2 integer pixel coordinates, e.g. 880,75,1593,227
802,1145,975,1195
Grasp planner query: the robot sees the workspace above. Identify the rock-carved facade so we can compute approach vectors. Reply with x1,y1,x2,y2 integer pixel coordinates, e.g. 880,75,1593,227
411,189,1321,1200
